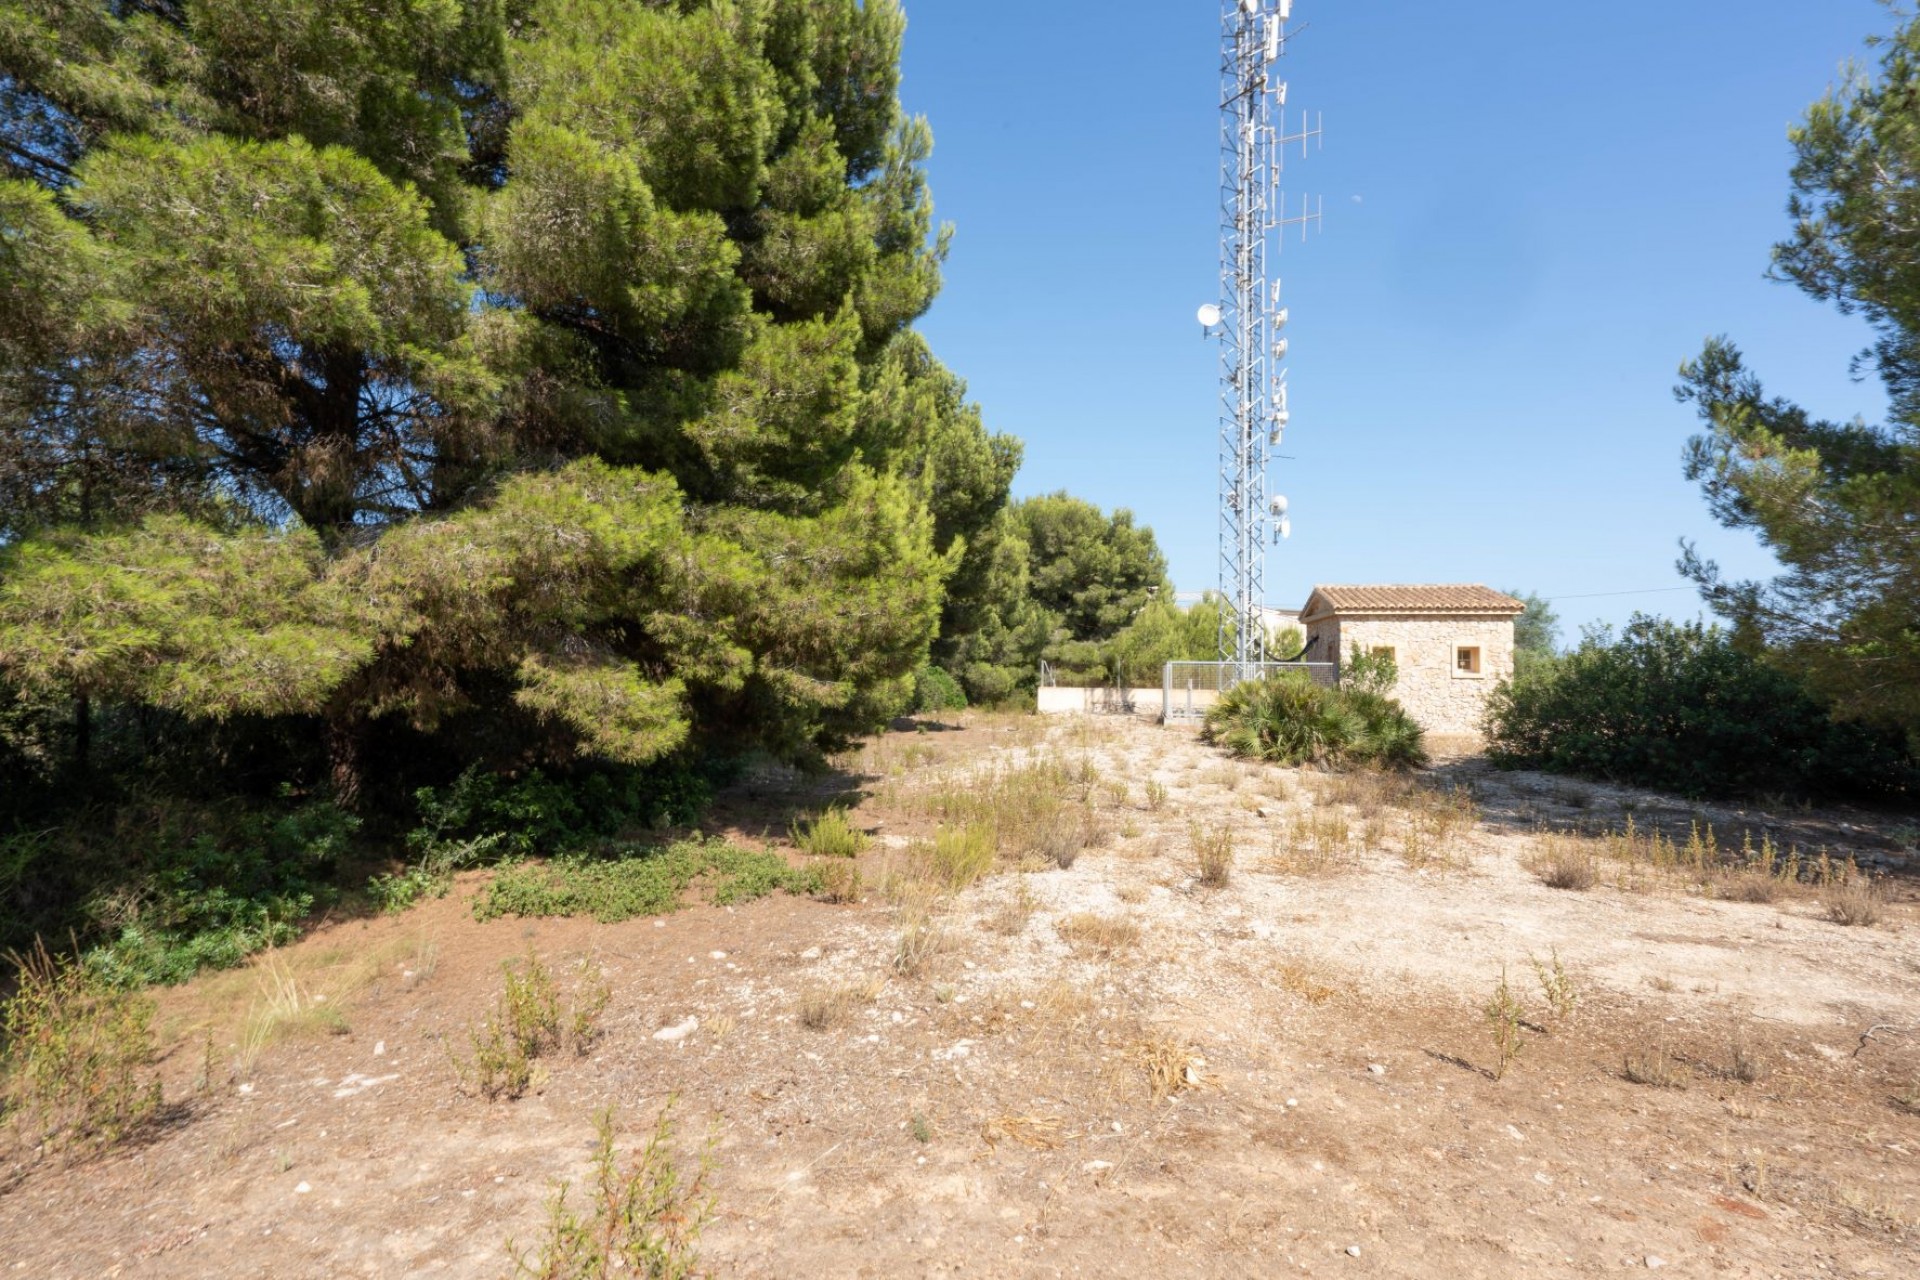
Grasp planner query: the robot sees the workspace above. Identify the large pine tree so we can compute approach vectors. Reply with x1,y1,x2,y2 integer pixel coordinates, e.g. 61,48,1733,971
0,0,1016,801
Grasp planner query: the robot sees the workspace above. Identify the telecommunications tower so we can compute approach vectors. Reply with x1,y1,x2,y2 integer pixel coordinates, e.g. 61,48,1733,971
1199,0,1320,672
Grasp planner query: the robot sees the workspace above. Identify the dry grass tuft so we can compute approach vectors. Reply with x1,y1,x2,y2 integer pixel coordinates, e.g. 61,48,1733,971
1727,1030,1769,1084
1190,820,1235,888
1135,1032,1201,1101
892,881,949,978
1275,958,1339,1005
981,1112,1065,1151
811,857,863,904
985,877,1038,936
1056,912,1142,955
1822,878,1884,927
1526,835,1600,891
797,983,873,1031
1622,1039,1685,1089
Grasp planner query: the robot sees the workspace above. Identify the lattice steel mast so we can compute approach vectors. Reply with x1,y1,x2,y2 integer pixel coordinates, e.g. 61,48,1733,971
1207,0,1319,672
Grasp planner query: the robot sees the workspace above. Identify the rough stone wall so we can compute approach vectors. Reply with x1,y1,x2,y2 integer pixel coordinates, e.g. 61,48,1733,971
1322,615,1514,735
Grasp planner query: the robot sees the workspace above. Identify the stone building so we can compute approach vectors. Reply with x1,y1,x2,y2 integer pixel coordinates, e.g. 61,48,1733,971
1299,585,1525,736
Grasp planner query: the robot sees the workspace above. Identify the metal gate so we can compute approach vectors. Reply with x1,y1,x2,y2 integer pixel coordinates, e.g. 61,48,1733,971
1161,660,1338,724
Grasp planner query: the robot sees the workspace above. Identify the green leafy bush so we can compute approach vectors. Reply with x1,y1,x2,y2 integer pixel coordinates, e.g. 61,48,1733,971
80,799,357,986
1484,616,1915,801
912,664,967,714
476,839,817,924
1204,675,1427,770
408,763,713,860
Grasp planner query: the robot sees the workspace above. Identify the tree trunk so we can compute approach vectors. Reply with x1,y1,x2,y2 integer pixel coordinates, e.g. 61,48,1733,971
72,693,91,776
326,711,365,811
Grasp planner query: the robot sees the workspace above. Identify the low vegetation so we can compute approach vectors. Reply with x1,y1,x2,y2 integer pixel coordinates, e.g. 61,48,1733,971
505,1104,712,1280
1203,674,1427,770
790,809,868,860
460,947,610,1102
1,942,161,1154
476,839,817,924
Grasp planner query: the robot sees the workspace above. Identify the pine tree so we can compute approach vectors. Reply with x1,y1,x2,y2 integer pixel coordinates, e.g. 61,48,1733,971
0,0,1015,802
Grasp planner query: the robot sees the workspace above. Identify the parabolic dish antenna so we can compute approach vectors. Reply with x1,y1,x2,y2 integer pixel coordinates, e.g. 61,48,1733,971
1197,303,1222,328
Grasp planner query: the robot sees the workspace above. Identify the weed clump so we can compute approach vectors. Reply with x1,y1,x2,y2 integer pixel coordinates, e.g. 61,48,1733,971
1483,967,1526,1081
460,947,610,1101
505,1103,712,1279
1190,820,1234,888
1,941,162,1153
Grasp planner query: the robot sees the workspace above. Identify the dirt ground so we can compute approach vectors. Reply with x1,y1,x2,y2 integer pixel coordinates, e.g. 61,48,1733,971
4,713,1918,1278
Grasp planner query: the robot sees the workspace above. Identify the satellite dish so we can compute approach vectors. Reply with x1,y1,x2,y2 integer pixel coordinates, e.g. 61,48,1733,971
1197,303,1222,328
1270,494,1290,517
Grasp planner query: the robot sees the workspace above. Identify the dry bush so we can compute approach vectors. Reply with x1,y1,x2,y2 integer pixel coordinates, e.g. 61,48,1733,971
1528,949,1577,1026
1135,1032,1200,1102
1400,784,1477,870
1,941,161,1154
1143,779,1169,811
1718,868,1781,903
797,984,870,1031
1274,958,1339,1005
1526,835,1600,891
1622,1039,1685,1089
985,877,1037,936
1266,815,1356,877
1056,912,1141,955
1727,1030,1769,1085
1190,820,1235,888
504,1103,712,1280
892,881,949,977
811,858,862,904
1200,764,1243,791
1823,878,1884,927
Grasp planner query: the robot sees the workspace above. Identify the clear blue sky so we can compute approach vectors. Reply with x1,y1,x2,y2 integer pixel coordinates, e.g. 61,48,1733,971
897,0,1889,642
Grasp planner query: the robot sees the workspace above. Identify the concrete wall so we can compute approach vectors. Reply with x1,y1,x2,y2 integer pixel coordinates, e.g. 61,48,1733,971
1036,687,1166,719
1306,614,1514,735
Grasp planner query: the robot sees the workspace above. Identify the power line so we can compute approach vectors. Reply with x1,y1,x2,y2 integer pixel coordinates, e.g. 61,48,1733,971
1545,587,1696,602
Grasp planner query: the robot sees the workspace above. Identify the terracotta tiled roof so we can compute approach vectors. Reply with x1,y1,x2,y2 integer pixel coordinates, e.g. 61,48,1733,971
1299,584,1525,620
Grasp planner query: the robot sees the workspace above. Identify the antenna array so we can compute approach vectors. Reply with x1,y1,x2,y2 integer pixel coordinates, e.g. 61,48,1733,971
1208,0,1320,671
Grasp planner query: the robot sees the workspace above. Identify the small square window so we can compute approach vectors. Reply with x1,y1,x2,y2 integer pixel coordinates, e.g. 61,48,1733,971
1368,646,1395,664
1455,646,1482,675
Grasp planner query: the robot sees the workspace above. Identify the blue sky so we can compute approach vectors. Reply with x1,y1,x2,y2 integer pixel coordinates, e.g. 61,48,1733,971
897,0,1890,642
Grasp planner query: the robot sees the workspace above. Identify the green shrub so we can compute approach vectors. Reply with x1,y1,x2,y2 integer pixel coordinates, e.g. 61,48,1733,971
913,665,968,715
79,798,356,986
2,941,161,1151
476,839,817,924
790,808,868,859
407,761,715,862
1204,674,1427,770
1484,616,1915,801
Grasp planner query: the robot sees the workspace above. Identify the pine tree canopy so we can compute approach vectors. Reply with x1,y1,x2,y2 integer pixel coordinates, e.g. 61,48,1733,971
1676,10,1920,747
0,0,1013,798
